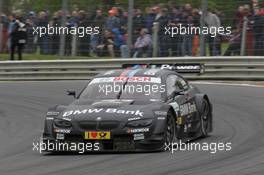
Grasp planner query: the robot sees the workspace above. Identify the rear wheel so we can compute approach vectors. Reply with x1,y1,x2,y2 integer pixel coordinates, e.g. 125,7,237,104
200,99,210,137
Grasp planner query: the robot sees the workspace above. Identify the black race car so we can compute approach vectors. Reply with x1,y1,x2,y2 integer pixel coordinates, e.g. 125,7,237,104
42,64,212,152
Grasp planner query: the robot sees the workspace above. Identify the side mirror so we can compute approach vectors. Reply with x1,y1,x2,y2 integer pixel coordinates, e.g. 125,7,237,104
167,90,184,101
175,90,185,96
67,90,77,99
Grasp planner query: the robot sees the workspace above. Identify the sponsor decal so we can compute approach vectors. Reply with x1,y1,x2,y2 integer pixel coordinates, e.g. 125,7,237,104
47,111,60,116
157,117,166,120
176,117,183,125
160,64,175,70
106,108,143,116
180,103,197,116
176,65,201,70
89,77,161,84
160,64,201,71
46,117,54,120
63,108,144,117
127,128,149,133
54,128,71,133
154,111,167,115
63,108,103,117
128,117,141,121
144,69,160,75
114,76,160,83
84,131,111,140
148,64,202,73
133,133,145,140
56,133,65,140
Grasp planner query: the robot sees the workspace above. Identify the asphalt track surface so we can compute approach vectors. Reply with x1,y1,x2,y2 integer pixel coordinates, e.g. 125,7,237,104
0,81,264,175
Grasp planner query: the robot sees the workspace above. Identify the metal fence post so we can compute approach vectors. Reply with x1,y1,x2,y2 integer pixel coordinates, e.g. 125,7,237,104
59,0,68,58
152,22,159,57
127,0,134,58
200,0,208,56
240,16,248,56
71,23,77,57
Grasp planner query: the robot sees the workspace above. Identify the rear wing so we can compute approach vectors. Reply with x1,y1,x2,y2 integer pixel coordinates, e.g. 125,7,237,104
122,63,204,74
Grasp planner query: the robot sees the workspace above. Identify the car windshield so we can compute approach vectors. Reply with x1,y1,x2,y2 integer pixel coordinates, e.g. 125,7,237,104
79,76,164,100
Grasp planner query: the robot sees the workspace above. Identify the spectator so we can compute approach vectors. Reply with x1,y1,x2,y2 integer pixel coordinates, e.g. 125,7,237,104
9,13,27,60
168,6,183,56
252,9,264,55
133,28,152,58
77,10,90,56
49,12,60,55
120,31,129,58
182,14,193,56
203,11,221,56
111,28,124,56
120,10,128,27
234,6,245,28
90,9,105,56
243,5,254,56
145,7,156,32
96,29,115,57
24,11,37,54
105,8,121,30
8,14,16,51
0,14,9,53
37,11,49,54
153,5,169,57
224,28,241,56
192,9,200,56
133,9,145,36
65,14,73,56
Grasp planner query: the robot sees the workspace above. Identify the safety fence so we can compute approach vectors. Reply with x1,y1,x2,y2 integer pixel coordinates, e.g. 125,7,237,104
0,56,263,81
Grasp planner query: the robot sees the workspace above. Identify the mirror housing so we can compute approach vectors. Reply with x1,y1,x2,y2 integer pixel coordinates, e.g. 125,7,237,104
175,90,185,96
167,90,185,101
67,90,77,99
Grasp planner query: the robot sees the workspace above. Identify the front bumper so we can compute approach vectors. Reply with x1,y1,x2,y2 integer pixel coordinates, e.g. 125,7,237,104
43,117,167,152
42,131,165,152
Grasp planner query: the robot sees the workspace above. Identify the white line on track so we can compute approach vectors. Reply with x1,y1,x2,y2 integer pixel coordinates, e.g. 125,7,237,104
191,81,264,88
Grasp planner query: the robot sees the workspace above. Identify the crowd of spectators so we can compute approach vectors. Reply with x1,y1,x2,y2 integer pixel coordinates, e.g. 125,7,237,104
0,1,264,59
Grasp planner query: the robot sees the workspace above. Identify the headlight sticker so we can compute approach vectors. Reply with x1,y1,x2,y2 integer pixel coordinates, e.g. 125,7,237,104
127,128,150,133
133,133,144,140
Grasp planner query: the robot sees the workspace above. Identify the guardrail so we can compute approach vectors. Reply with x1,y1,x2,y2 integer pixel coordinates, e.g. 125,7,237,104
0,56,264,81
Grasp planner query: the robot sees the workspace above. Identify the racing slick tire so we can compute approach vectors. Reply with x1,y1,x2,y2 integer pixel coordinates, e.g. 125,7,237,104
162,111,177,151
199,99,211,138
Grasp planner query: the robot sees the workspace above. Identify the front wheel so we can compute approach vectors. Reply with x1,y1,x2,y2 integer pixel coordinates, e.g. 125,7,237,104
164,112,177,148
200,99,210,137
